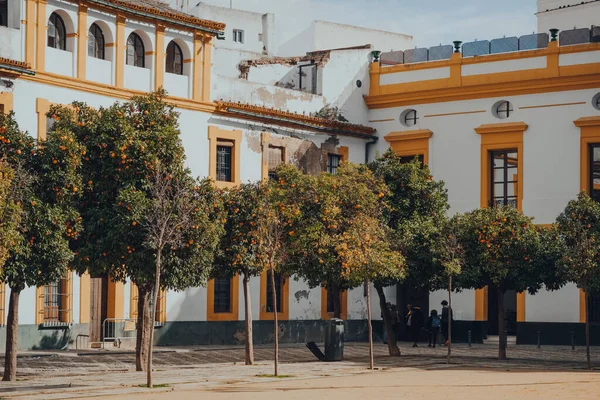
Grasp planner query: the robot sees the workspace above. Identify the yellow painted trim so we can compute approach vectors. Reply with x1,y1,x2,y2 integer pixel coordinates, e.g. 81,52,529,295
368,118,395,123
105,42,115,47
0,92,14,113
77,3,88,80
129,282,138,320
154,25,165,91
575,117,600,199
35,286,44,324
519,102,586,110
107,277,124,319
260,132,270,181
366,43,600,109
201,36,212,102
66,33,78,39
36,97,50,141
36,0,47,71
25,0,36,66
259,270,289,321
320,288,347,320
580,288,586,323
144,51,155,56
517,291,525,322
21,71,215,113
424,110,486,118
208,125,242,188
0,281,5,325
385,129,432,165
115,14,125,88
474,288,487,321
79,272,91,323
192,34,203,101
183,58,193,64
207,275,239,321
338,146,349,162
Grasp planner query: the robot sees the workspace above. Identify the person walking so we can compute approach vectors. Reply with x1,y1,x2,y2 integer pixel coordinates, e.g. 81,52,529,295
410,304,424,347
426,309,441,348
441,300,453,346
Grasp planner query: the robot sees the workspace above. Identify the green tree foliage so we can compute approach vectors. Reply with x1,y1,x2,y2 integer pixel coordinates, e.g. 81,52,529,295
556,192,600,369
456,206,547,360
0,160,21,268
368,149,448,355
51,91,223,372
214,182,268,366
0,111,83,381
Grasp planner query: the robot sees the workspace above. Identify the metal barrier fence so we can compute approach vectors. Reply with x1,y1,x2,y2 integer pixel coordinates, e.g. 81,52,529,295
380,26,599,66
102,318,137,349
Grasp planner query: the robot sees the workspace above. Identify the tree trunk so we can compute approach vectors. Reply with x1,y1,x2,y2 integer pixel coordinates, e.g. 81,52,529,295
2,286,22,381
147,251,162,388
242,270,254,365
447,275,452,364
374,283,400,356
497,289,507,361
135,285,152,372
270,267,279,376
365,278,374,370
331,281,341,319
586,291,591,370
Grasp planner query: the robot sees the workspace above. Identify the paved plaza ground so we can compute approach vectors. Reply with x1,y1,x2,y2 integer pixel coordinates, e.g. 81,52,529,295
0,343,599,399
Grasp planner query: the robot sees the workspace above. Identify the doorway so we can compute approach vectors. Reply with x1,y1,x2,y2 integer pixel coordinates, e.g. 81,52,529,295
396,283,430,341
89,275,108,342
487,287,517,335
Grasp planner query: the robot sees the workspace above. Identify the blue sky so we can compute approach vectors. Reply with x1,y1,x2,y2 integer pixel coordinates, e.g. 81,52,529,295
174,0,538,49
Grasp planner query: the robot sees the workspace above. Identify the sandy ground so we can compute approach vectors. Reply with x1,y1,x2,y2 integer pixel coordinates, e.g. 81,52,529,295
84,368,600,400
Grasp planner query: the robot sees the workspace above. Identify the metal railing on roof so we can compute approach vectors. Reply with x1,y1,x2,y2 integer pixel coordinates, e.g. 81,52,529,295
379,25,599,66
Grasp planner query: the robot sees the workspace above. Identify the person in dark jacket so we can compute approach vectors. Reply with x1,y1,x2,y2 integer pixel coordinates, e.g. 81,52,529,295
426,309,441,348
409,304,424,347
441,300,453,346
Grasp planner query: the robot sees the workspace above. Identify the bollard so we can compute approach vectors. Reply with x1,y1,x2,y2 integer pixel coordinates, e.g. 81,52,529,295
537,331,541,349
571,330,575,350
468,330,472,348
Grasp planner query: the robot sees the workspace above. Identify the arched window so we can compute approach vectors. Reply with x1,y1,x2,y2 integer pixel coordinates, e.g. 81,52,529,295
48,13,66,50
88,23,105,59
165,41,183,75
494,101,514,119
126,33,145,68
400,109,418,127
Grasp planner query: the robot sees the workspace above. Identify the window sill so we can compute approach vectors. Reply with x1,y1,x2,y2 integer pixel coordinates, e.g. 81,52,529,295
38,321,71,330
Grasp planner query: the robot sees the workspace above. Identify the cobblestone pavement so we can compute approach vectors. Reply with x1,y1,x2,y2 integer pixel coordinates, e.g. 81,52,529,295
0,343,599,399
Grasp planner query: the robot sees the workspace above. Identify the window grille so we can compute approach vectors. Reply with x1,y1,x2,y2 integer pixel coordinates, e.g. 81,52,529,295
166,41,183,75
403,109,418,127
88,23,105,59
327,153,341,174
214,277,232,313
48,13,66,50
326,289,337,314
266,271,282,313
399,154,424,166
495,101,513,119
216,142,233,182
130,285,165,324
127,33,145,67
590,144,600,203
490,150,518,208
41,275,71,325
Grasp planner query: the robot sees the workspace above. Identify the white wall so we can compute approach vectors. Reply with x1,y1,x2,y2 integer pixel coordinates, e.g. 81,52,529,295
429,290,476,321
537,0,600,33
213,47,263,79
0,26,22,62
526,284,581,323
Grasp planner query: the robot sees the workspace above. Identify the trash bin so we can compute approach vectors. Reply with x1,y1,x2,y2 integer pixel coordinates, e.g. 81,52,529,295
324,318,344,361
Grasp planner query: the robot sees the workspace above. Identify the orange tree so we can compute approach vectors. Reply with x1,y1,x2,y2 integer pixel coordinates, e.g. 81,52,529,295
0,111,83,381
213,182,267,366
333,162,405,369
556,192,600,369
368,149,448,356
51,91,223,372
456,206,554,360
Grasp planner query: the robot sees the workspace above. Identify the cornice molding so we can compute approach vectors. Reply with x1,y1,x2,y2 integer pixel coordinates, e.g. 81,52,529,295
384,129,433,142
475,122,528,135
